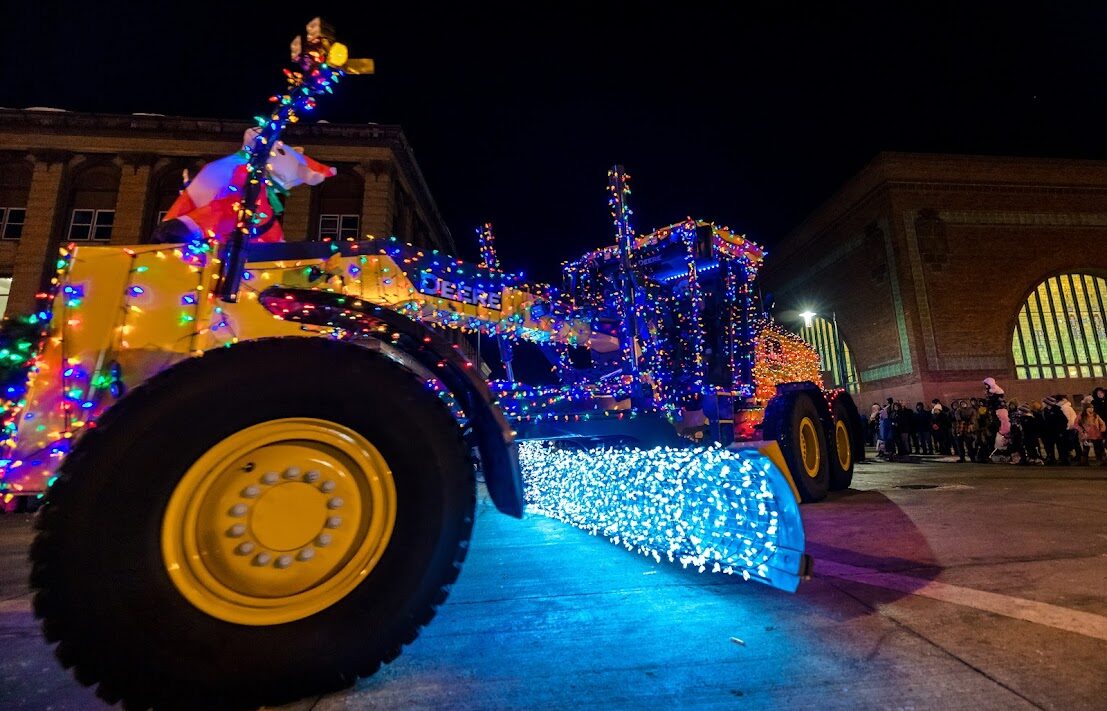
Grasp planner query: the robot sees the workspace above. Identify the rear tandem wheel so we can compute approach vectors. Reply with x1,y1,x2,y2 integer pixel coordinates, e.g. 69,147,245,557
827,391,862,491
763,391,831,502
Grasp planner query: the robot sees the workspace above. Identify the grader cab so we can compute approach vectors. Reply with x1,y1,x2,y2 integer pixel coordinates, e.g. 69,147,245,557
484,172,863,504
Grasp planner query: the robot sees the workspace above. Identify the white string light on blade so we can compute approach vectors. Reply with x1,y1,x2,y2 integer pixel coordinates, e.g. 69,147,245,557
518,441,794,585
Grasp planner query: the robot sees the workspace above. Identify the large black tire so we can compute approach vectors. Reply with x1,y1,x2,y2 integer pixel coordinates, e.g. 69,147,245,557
828,392,862,491
30,338,475,710
763,391,830,503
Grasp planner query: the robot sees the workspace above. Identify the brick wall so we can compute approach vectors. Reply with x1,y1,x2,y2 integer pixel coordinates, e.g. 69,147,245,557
762,152,1107,407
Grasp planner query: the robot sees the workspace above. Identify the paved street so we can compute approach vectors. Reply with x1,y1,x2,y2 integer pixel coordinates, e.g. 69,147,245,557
2,456,1106,710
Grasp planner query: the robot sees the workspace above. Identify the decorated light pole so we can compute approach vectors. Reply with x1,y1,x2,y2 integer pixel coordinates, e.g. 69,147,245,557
217,18,372,300
476,222,515,380
608,165,640,375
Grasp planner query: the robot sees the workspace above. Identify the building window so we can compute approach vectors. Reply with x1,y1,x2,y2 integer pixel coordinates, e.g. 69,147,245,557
68,209,114,241
0,277,11,317
313,169,363,241
798,316,861,393
0,207,25,240
318,214,360,241
1012,273,1107,380
0,160,30,241
66,163,119,241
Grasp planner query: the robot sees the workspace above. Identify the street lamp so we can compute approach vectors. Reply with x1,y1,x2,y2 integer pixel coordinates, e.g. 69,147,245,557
797,309,849,391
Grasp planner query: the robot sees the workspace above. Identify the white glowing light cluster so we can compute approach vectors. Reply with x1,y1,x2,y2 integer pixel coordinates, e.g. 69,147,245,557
519,442,792,585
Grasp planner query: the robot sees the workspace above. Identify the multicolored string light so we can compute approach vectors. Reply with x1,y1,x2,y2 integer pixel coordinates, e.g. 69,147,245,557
751,320,823,406
219,19,354,299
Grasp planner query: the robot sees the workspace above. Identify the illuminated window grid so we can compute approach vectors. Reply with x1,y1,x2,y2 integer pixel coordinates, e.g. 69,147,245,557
798,317,860,393
1012,273,1107,379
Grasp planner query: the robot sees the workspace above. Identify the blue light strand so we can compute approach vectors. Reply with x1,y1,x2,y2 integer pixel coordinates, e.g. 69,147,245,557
518,441,805,590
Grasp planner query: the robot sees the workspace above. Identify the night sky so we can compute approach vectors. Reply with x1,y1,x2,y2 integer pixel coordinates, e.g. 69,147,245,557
5,2,1107,280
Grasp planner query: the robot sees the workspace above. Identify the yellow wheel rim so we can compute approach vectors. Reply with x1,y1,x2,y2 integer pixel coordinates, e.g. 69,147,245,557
161,418,397,626
835,419,852,472
798,416,821,478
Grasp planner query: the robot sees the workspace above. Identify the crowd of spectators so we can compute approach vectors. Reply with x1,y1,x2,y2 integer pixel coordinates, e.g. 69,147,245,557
866,383,1107,466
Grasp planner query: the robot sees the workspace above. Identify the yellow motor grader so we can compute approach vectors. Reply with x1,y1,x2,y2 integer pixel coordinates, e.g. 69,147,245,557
0,20,860,710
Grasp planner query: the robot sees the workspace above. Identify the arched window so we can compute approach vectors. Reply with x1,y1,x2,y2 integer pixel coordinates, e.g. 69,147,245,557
66,163,120,241
0,159,32,241
1012,273,1107,379
315,169,362,241
798,317,861,393
150,165,191,227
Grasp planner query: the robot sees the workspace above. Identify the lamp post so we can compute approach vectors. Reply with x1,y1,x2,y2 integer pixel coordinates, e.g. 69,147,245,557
798,309,849,391
830,310,849,392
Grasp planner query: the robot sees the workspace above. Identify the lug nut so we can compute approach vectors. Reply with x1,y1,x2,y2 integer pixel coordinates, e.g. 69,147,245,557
316,533,332,546
241,485,260,498
235,542,255,555
326,516,342,529
262,472,279,485
284,467,301,479
229,503,248,517
305,470,321,483
298,547,315,561
321,480,336,493
253,552,271,566
227,524,247,537
327,497,344,509
275,555,293,569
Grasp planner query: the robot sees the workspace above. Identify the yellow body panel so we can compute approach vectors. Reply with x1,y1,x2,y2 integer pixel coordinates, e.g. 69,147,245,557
6,238,585,494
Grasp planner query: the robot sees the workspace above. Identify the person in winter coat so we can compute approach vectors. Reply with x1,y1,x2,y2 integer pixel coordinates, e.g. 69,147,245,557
896,402,914,456
974,401,994,462
1042,395,1076,465
1093,387,1107,424
931,400,950,455
868,403,881,447
1030,401,1048,463
878,397,895,460
983,377,1011,450
1004,404,1023,463
1077,404,1106,465
1016,403,1043,465
954,399,978,463
1058,394,1080,463
913,402,933,454
1041,396,1065,464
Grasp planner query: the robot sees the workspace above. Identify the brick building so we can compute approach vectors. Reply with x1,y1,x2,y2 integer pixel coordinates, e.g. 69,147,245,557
762,152,1107,407
0,108,454,316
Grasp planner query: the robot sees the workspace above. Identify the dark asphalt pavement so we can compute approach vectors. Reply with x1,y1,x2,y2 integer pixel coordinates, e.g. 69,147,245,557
1,455,1105,710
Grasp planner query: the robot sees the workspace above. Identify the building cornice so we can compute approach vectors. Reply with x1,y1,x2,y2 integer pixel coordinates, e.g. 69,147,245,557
0,109,407,144
0,109,453,249
778,151,1107,258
